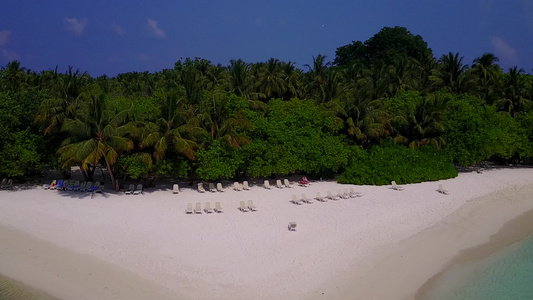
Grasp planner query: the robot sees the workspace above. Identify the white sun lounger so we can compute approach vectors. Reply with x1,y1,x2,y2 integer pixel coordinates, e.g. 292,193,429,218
194,202,203,214
173,184,179,194
133,184,143,195
284,179,293,188
315,192,327,202
234,182,242,191
185,203,193,214
327,190,340,200
349,187,363,197
204,202,214,213
302,193,313,204
276,179,284,189
264,180,272,189
342,189,352,199
291,194,303,205
209,183,217,192
216,183,224,192
214,202,223,213
198,183,206,193
437,184,449,195
391,181,405,191
248,200,257,211
243,181,250,190
125,184,134,194
239,201,250,212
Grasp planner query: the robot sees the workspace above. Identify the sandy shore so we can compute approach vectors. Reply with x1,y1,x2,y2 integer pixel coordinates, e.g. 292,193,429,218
1,168,533,299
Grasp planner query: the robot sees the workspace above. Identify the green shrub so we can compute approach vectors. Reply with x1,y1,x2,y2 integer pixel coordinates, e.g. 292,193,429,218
338,144,457,185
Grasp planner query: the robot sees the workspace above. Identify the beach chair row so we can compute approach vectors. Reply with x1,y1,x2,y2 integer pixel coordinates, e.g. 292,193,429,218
43,179,103,192
263,179,295,189
197,182,225,193
290,189,362,205
186,201,224,214
0,178,13,189
185,200,258,214
124,184,143,195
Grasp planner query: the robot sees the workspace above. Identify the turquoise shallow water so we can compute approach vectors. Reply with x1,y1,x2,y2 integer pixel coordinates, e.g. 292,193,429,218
426,235,533,300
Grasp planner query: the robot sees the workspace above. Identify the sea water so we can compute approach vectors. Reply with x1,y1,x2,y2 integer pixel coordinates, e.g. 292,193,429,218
426,235,533,300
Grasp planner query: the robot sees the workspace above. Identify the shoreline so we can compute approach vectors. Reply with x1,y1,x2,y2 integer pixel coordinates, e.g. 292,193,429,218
415,209,533,299
1,168,533,299
307,181,533,300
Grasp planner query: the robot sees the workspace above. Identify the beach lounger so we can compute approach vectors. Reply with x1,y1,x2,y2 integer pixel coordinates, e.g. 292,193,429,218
243,181,250,190
55,179,64,190
302,193,313,204
276,179,284,189
284,179,293,188
391,181,405,191
214,202,223,213
76,181,86,192
125,184,134,194
69,180,80,191
3,179,13,189
337,190,347,199
209,183,217,193
83,181,93,192
185,203,193,214
343,189,352,199
0,178,6,188
239,201,250,212
264,180,272,189
198,183,206,193
64,180,75,191
234,182,242,191
437,184,449,195
327,190,340,200
349,187,363,197
204,202,214,213
194,202,203,214
217,183,224,192
288,222,297,231
43,179,57,190
133,184,143,195
248,200,257,211
173,184,179,194
291,194,303,205
315,192,327,202
89,182,101,193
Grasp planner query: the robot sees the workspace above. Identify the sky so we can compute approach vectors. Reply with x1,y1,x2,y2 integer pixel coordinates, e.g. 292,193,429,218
0,0,532,77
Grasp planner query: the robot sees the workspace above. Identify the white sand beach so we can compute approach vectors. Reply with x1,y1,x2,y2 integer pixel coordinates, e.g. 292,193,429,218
1,168,533,300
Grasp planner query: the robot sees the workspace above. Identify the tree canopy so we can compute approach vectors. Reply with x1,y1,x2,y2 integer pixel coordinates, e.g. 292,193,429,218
1,26,533,187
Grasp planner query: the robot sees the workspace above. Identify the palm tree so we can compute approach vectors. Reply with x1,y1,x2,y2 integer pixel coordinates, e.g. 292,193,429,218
57,92,133,190
431,52,473,93
228,59,251,98
140,91,205,162
471,53,501,103
391,94,446,149
257,58,286,100
1,60,27,92
499,67,529,118
304,54,330,101
35,67,90,135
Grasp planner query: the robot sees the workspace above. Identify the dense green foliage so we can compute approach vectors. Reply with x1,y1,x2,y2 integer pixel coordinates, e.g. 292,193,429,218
1,26,533,187
338,144,458,185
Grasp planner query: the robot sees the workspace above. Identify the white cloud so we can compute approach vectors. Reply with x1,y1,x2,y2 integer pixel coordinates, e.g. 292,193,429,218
1,49,18,61
112,23,124,38
0,30,11,47
146,19,166,39
491,36,518,64
64,17,88,35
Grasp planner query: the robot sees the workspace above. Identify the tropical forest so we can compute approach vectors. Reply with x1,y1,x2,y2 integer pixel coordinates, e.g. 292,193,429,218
1,26,532,190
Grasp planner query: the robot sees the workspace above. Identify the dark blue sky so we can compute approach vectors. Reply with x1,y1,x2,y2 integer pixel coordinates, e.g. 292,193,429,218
1,0,531,77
